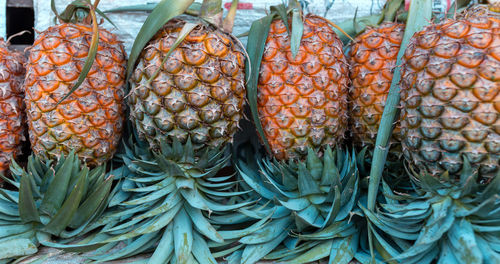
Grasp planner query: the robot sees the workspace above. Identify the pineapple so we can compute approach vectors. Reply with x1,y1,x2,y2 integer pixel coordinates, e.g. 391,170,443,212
0,38,26,175
25,18,126,165
235,2,363,263
349,22,405,150
0,3,118,260
399,4,500,180
362,3,500,264
257,14,350,160
61,1,264,263
129,20,245,149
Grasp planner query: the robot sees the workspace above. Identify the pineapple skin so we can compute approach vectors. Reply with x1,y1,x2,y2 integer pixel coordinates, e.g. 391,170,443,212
400,16,500,180
0,39,26,174
129,19,246,150
258,14,350,161
349,22,405,149
25,23,127,165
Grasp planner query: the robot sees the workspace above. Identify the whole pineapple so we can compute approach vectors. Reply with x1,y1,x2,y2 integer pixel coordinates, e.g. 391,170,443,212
0,38,26,174
25,21,127,165
257,14,350,160
349,22,405,149
400,5,500,180
129,19,246,150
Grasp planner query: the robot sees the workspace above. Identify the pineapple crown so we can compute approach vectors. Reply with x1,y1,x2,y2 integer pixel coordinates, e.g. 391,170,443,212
233,140,362,262
52,136,267,263
361,163,500,263
0,153,113,259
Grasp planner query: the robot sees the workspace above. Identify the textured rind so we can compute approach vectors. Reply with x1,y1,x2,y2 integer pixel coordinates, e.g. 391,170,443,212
25,23,127,165
258,14,350,160
400,16,500,179
349,22,405,149
0,40,26,174
129,19,246,150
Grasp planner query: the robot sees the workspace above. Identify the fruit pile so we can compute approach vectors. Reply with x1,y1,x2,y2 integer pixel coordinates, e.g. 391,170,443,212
0,0,498,263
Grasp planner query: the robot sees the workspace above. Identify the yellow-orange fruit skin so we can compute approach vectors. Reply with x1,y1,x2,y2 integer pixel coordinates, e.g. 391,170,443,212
0,39,26,174
257,14,350,160
349,22,405,149
25,23,127,165
400,16,500,180
129,19,246,150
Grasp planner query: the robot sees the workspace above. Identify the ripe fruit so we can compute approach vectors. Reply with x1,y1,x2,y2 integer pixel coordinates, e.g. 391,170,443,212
349,22,405,149
129,19,246,150
25,23,127,165
399,10,500,180
257,14,350,160
0,38,26,174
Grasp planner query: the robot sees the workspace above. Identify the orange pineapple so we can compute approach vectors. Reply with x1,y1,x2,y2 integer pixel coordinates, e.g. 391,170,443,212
257,14,350,160
349,22,405,150
25,23,127,165
0,38,26,174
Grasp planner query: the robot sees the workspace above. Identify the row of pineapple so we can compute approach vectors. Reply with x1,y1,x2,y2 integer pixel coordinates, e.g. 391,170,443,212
0,0,498,263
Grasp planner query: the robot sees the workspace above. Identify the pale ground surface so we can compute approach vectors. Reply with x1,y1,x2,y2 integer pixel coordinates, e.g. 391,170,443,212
16,245,361,263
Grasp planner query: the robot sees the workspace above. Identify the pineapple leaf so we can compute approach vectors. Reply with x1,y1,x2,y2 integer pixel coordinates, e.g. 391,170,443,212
306,148,323,180
476,235,500,263
42,168,87,236
359,203,419,240
324,186,341,226
296,205,321,229
40,152,75,216
122,183,175,206
246,13,274,154
27,156,43,186
0,238,38,260
0,199,19,217
367,0,433,208
290,8,304,59
297,162,321,196
218,211,275,240
69,174,113,228
270,4,289,34
185,204,223,243
173,207,193,263
129,192,181,220
366,0,433,258
91,231,160,262
56,2,99,106
192,231,218,264
438,239,460,264
19,173,40,224
179,188,210,211
379,0,404,23
328,235,358,264
0,224,31,238
299,221,352,240
148,224,174,264
288,240,333,263
241,230,289,264
126,0,194,81
105,202,182,243
222,0,238,33
239,216,292,244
